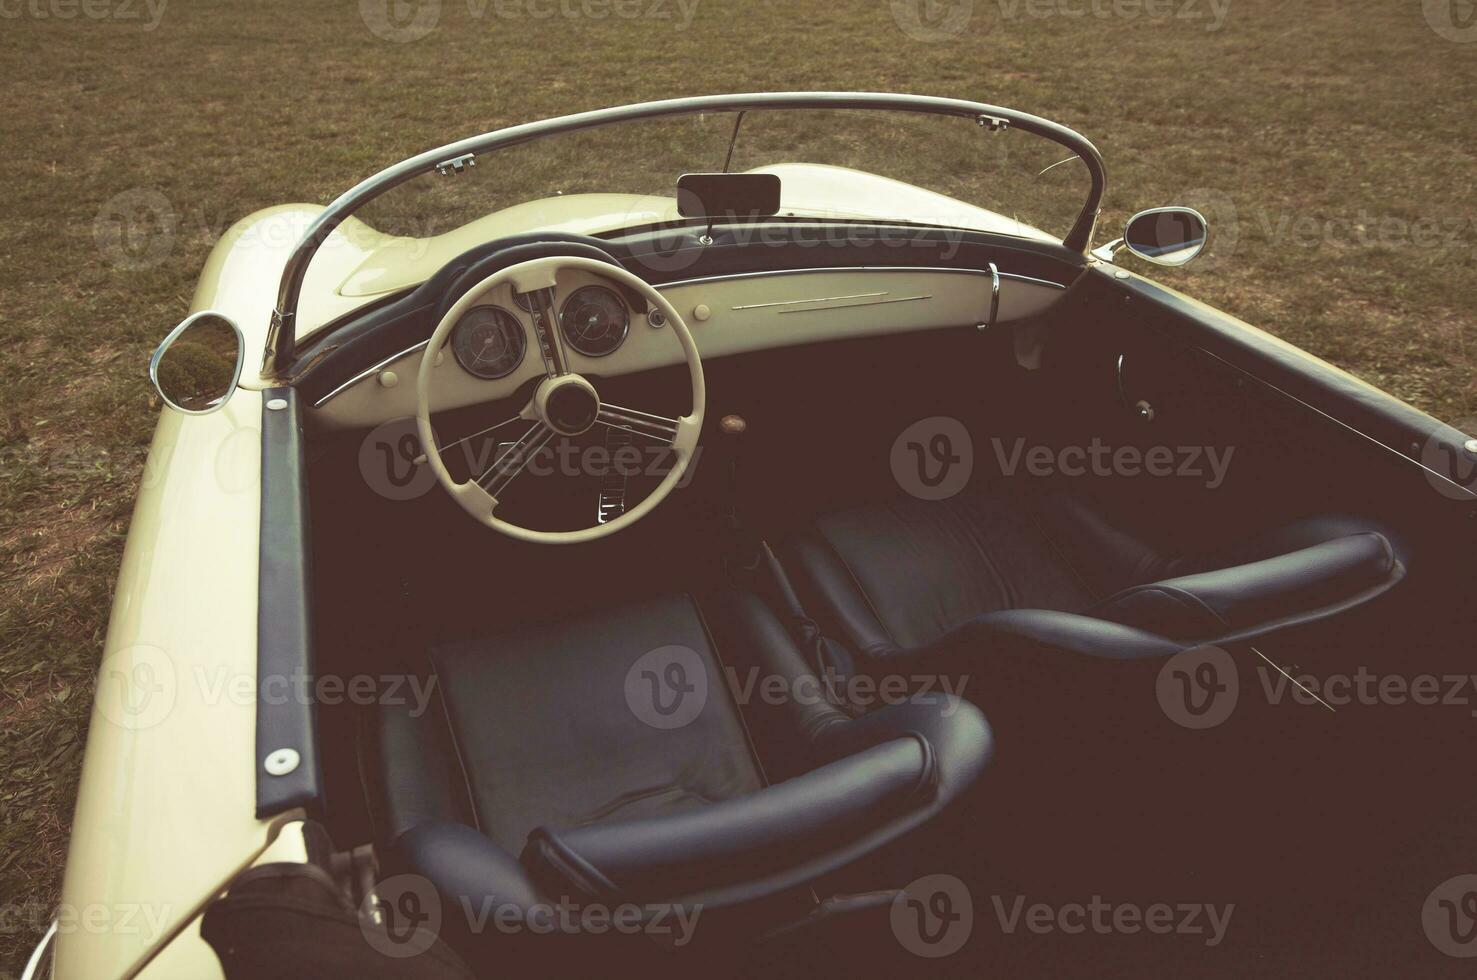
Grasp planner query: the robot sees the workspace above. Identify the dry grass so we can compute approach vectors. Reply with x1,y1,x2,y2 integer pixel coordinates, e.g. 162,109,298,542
1,0,1474,969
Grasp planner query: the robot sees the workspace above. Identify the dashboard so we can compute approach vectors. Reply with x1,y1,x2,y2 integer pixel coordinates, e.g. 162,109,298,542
310,264,1067,431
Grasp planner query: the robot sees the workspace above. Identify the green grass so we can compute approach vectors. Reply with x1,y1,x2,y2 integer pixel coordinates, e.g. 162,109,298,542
1,0,1473,970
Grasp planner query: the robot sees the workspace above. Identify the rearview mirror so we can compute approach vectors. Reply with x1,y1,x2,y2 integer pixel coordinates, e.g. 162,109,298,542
149,311,245,415
1119,207,1209,267
676,173,781,220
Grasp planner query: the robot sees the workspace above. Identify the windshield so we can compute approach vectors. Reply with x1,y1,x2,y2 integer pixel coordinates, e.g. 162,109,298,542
273,95,1104,365
356,109,1092,243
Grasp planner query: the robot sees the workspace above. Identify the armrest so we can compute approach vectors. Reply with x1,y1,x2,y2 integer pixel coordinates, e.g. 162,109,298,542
523,734,937,906
1092,531,1403,644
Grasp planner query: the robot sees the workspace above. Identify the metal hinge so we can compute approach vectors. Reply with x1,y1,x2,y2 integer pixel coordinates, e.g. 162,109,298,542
435,153,476,176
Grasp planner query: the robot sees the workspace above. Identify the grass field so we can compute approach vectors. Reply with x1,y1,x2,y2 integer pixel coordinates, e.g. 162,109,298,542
1,0,1474,970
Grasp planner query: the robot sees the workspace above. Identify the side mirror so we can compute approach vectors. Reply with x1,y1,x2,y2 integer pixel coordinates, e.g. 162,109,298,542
1095,207,1209,268
149,311,245,415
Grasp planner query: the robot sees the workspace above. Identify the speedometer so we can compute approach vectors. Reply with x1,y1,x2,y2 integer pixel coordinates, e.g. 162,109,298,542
451,306,527,379
559,285,629,357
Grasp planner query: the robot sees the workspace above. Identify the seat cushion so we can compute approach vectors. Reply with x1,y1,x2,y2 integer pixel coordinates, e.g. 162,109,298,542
784,486,1403,658
420,594,764,854
787,489,1097,656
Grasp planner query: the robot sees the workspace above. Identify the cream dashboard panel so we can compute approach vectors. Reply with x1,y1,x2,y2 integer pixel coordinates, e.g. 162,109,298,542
311,267,1064,430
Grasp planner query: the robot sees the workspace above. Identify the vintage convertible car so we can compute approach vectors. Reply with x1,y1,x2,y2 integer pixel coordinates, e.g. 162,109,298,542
28,94,1476,978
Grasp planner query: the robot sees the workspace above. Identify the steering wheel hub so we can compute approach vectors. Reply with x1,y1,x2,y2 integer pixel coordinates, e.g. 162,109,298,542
538,376,600,436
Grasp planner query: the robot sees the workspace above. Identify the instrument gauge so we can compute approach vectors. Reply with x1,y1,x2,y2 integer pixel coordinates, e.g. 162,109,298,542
450,306,527,380
559,285,629,358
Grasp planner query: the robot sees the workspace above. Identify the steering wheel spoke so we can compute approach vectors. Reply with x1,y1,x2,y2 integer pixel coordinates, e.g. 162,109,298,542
476,421,557,501
597,404,680,445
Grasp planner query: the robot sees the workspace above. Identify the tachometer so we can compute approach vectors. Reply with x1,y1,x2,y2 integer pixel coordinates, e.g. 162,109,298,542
451,306,527,380
559,285,629,358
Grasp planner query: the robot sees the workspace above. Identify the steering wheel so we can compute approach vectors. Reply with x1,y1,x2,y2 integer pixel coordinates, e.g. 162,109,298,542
416,255,704,543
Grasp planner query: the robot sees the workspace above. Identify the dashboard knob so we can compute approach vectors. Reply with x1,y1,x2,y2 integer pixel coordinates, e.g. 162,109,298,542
720,414,747,436
693,304,711,322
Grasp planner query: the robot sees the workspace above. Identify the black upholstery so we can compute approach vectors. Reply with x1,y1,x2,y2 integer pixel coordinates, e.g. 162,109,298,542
365,593,991,958
781,486,1405,667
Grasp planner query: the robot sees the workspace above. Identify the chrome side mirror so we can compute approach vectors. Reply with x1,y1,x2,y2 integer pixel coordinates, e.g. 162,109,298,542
149,311,245,415
1093,207,1209,268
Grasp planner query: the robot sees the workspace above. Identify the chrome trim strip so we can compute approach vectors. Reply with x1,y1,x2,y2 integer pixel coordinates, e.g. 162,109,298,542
777,294,932,314
21,920,56,980
731,291,887,311
655,266,1068,291
312,340,428,407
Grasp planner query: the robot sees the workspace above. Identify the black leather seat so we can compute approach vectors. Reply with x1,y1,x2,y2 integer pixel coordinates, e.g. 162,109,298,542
765,486,1406,896
780,485,1404,675
365,593,991,967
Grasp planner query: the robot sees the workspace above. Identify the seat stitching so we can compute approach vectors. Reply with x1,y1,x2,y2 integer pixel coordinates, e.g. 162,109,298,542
1021,500,1102,604
814,526,901,656
430,652,484,834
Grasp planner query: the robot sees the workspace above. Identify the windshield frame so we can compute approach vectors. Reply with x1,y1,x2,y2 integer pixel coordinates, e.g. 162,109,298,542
266,92,1106,375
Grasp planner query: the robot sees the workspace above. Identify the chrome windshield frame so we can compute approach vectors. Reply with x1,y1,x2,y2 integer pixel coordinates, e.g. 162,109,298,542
266,92,1106,375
